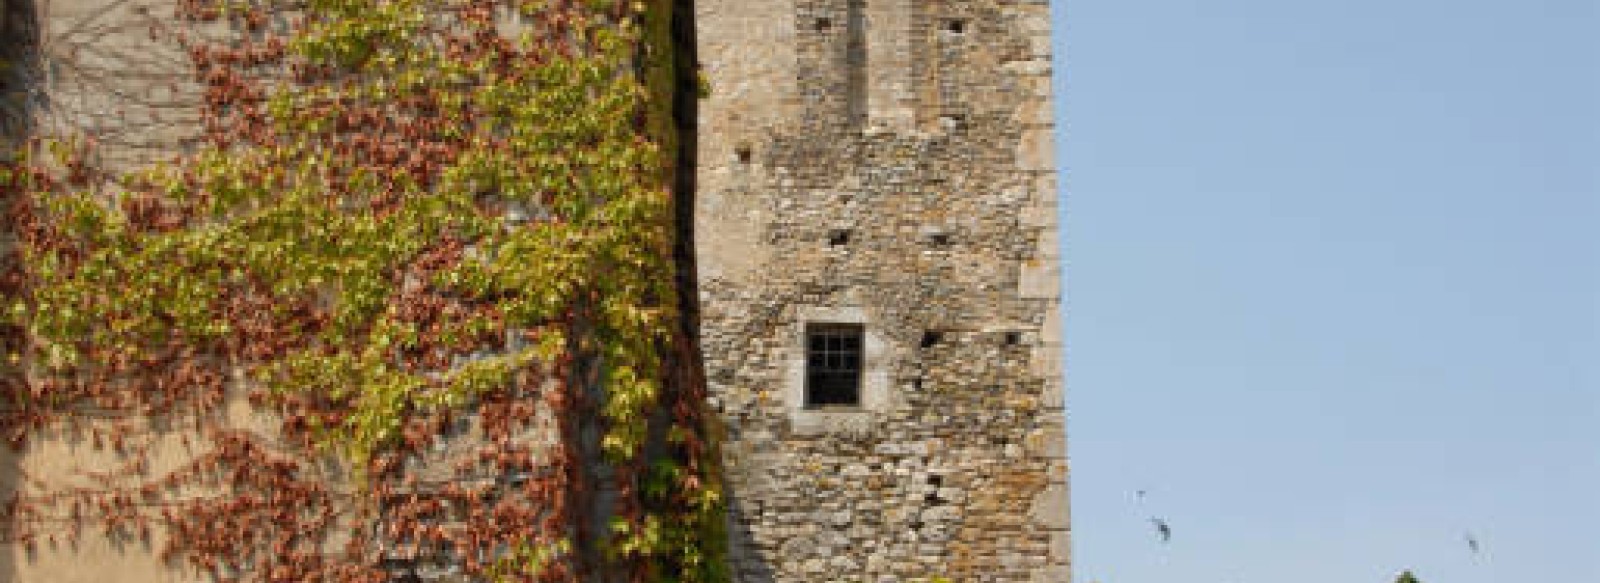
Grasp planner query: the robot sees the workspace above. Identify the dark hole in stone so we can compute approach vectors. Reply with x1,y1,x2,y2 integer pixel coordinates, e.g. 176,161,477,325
920,330,943,348
816,17,832,31
1004,331,1021,346
735,145,752,164
381,557,420,581
945,19,966,34
828,229,851,246
909,520,924,531
912,377,923,390
928,475,943,487
381,557,414,569
925,492,943,505
930,233,952,246
440,415,470,438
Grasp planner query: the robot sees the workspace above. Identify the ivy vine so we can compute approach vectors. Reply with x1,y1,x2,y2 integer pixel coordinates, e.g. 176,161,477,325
0,0,725,581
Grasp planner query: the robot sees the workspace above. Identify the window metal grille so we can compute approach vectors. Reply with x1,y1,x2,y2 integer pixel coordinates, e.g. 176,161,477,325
805,323,863,408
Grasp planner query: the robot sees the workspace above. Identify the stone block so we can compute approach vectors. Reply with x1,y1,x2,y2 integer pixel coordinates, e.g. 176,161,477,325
1041,304,1063,344
1026,427,1066,459
1030,484,1071,530
1035,226,1061,260
1017,127,1058,171
1021,205,1056,228
1019,259,1062,299
1033,563,1072,583
1040,379,1065,408
1051,529,1071,563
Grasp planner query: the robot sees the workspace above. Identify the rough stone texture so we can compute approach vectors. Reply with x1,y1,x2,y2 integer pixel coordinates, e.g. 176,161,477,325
2,1,210,580
6,0,206,169
1,0,1071,579
0,1,632,581
0,391,306,583
695,1,1069,581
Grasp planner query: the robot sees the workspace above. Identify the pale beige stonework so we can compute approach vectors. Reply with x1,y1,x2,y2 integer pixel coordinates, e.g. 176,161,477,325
2,0,1070,580
3,0,208,580
695,0,1068,581
2,390,301,582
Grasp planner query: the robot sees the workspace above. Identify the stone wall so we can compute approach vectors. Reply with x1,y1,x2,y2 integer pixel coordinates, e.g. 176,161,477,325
6,0,206,169
694,1,1068,581
2,1,204,579
0,0,1070,579
0,1,708,581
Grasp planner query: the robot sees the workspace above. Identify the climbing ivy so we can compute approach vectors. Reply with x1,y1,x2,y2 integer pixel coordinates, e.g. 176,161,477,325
0,0,724,581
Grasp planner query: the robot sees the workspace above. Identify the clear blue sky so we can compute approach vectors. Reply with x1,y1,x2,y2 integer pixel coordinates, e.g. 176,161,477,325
1052,1,1597,582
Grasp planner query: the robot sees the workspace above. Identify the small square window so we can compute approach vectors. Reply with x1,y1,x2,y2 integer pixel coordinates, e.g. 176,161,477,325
815,17,832,31
828,228,852,246
805,324,863,408
944,19,967,34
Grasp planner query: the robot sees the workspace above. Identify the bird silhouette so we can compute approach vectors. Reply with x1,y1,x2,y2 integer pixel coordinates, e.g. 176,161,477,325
1149,517,1171,543
1465,532,1481,555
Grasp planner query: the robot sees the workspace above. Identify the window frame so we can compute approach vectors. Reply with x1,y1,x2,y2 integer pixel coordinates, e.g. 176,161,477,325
803,323,865,409
786,306,889,435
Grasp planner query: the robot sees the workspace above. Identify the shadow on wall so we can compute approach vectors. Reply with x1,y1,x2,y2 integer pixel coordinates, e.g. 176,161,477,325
0,445,17,583
1,0,38,144
723,482,777,583
1,0,38,579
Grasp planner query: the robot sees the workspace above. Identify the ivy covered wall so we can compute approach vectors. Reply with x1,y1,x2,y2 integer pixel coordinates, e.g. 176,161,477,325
0,0,725,581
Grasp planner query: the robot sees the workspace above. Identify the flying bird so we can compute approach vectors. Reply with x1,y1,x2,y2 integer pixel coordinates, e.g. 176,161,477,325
1465,532,1481,555
1149,517,1171,544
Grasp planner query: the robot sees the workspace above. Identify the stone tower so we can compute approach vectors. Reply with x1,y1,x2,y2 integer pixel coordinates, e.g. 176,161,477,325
693,1,1068,582
1,0,1067,579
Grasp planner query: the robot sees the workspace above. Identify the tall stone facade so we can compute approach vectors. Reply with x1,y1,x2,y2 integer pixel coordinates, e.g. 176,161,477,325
1,0,1068,580
2,1,717,581
694,1,1068,582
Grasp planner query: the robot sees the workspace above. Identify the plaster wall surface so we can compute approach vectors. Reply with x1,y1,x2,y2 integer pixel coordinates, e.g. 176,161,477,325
693,1,1068,581
16,0,206,170
2,0,208,580
0,2,574,581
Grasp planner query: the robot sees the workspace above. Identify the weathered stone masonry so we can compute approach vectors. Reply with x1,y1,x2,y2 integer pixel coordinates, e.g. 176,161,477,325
694,1,1067,581
0,0,1068,580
